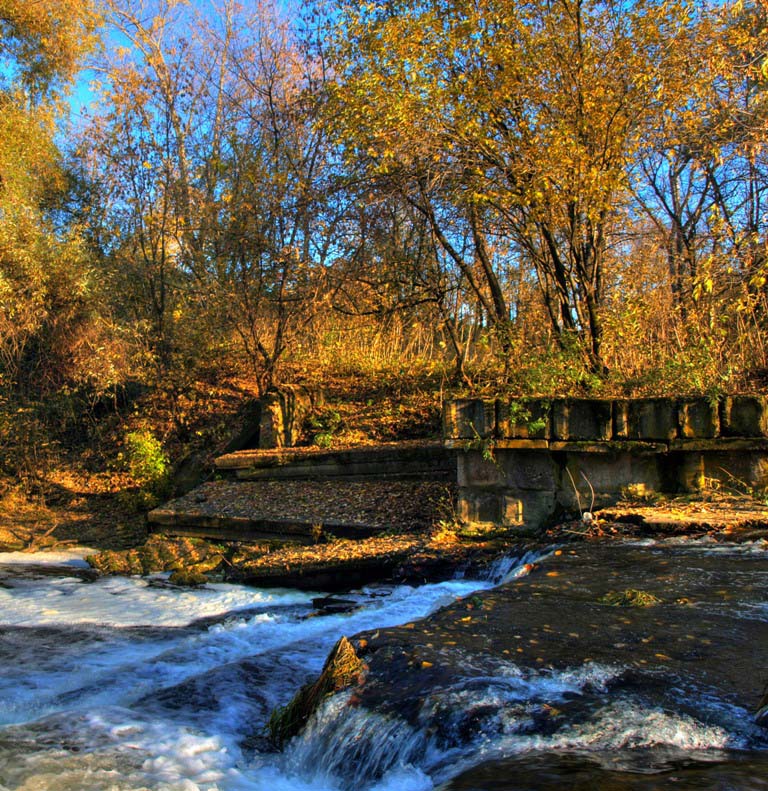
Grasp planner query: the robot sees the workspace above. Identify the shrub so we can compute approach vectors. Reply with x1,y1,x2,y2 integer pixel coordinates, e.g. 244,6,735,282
121,429,170,507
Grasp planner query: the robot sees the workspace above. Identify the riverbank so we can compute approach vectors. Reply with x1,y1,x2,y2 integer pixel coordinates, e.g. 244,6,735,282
2,480,768,789
3,469,768,590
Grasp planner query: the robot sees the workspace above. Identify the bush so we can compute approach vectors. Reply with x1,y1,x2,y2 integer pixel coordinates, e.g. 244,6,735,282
121,429,170,507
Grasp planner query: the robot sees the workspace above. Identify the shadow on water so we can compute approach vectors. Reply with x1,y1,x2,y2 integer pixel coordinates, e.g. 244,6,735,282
441,749,768,790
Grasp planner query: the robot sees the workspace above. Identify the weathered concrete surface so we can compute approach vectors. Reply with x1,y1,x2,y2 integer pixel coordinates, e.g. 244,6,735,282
223,385,321,452
679,398,719,439
446,396,768,531
216,441,454,482
446,396,768,444
553,399,613,440
148,479,453,542
443,400,497,440
496,398,551,440
722,396,768,437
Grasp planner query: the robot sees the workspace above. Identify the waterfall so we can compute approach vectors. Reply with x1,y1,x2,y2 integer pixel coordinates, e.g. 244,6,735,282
482,547,552,585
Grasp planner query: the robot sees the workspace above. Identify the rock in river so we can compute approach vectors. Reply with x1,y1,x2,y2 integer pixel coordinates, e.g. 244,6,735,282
276,540,768,787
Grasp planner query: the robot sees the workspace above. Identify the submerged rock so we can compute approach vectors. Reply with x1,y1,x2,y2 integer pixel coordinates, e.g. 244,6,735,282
312,596,358,614
599,588,663,607
168,569,209,586
268,636,367,747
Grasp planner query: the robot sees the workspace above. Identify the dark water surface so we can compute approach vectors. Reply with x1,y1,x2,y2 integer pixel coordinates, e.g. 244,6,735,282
442,749,768,790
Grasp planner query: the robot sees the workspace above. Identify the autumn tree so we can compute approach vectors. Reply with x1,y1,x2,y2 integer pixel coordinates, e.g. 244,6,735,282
0,0,99,396
209,3,344,394
630,1,768,316
85,0,345,394
329,0,712,374
0,0,97,98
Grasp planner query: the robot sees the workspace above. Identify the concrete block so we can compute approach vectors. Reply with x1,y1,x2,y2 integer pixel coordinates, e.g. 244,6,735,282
497,399,551,439
552,399,612,440
675,452,706,490
502,495,523,525
280,385,312,447
501,491,556,529
497,449,557,491
259,393,285,449
613,400,629,439
721,396,768,437
699,450,768,491
457,451,504,488
223,398,262,453
626,398,677,441
457,489,502,524
678,399,719,439
443,399,496,440
559,451,663,505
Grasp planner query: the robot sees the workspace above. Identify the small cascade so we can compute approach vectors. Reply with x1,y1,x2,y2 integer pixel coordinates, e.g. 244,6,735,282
482,547,551,585
284,692,430,790
280,662,765,791
1,542,767,790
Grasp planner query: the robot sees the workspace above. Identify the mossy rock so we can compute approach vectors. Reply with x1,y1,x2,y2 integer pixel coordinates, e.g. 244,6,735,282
599,589,663,607
229,543,273,565
169,569,209,586
87,536,224,577
268,636,366,748
86,549,143,575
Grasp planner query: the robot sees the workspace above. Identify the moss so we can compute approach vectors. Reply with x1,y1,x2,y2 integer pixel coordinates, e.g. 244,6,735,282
599,589,663,607
169,569,209,586
268,636,366,747
87,535,224,577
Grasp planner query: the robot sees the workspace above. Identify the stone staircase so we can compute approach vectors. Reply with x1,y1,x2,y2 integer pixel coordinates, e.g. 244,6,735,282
148,441,455,543
215,441,454,481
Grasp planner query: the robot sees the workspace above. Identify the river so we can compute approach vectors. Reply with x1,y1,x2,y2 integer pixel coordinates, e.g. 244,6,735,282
0,542,766,790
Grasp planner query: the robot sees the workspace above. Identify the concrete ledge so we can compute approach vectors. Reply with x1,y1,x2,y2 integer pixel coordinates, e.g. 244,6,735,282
549,440,668,454
445,438,549,450
670,438,768,452
216,442,454,481
445,395,768,531
444,396,768,443
148,509,381,543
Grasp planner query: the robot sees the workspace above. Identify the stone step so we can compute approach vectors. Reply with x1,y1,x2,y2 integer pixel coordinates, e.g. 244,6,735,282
214,441,455,481
148,479,453,543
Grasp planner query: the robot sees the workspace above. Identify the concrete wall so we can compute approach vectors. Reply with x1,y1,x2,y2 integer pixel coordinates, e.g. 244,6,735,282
444,396,768,530
224,386,322,453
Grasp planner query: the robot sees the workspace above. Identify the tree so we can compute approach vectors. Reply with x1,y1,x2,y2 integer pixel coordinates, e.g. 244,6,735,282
86,0,345,394
630,1,768,319
0,0,99,396
329,0,708,374
0,0,97,99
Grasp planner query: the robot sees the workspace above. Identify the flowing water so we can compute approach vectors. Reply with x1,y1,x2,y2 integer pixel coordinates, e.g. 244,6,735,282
0,542,766,790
